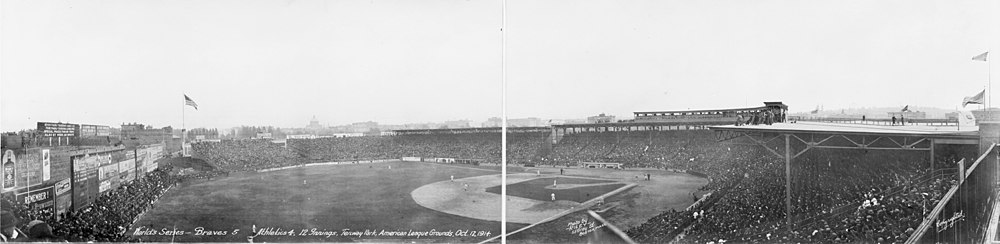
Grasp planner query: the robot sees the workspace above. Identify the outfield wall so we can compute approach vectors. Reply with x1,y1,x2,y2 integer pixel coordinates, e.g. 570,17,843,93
256,158,399,173
1,143,167,221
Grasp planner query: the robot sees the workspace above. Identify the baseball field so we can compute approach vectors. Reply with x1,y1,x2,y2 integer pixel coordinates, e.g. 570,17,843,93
502,167,709,243
485,177,625,203
130,161,522,243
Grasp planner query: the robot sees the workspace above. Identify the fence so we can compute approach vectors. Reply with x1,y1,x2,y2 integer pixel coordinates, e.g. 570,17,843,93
907,144,998,243
583,210,637,244
793,117,957,126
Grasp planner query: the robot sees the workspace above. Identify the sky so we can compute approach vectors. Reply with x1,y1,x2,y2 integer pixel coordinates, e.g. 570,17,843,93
1,0,502,130
506,0,999,119
2,0,999,130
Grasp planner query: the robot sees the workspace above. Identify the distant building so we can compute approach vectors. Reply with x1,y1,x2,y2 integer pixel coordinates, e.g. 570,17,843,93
349,121,378,132
1,132,23,149
287,134,317,139
945,112,959,120
587,113,616,124
329,121,379,133
508,118,543,127
306,116,323,130
121,123,172,145
442,120,472,129
187,128,219,140
481,117,502,127
402,123,432,130
886,111,926,119
254,132,273,139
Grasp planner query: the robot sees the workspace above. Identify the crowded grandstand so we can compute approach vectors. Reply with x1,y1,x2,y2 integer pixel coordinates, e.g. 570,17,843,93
0,100,996,243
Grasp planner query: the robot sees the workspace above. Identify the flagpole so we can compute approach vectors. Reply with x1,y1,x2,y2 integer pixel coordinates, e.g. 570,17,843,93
182,94,186,157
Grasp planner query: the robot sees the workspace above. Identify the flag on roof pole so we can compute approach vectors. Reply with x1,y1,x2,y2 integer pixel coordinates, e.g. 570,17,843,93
972,52,989,62
963,90,985,107
901,105,909,112
184,94,199,110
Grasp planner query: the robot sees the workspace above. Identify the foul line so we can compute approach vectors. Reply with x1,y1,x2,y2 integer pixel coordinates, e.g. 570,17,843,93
478,182,637,244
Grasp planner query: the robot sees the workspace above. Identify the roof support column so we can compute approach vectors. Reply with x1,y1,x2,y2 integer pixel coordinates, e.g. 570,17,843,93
930,139,935,171
785,133,792,232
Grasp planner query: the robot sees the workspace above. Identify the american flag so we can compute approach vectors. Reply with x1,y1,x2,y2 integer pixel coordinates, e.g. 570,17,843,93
184,94,198,110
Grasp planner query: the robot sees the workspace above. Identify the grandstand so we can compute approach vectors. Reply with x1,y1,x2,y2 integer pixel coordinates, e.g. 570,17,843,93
618,110,992,243
4,104,999,243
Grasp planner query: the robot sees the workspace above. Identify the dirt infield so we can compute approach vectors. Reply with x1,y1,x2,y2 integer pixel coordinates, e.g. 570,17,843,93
411,174,505,222
410,173,630,225
503,174,631,224
485,177,624,203
503,168,709,243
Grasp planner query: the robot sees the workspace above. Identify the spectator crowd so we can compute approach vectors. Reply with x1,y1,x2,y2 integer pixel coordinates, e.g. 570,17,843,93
286,133,504,165
607,130,966,243
2,168,178,242
192,139,305,172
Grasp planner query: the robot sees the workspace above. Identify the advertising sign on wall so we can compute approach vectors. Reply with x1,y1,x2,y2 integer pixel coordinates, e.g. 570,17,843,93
16,185,54,209
2,150,15,191
37,122,78,137
42,149,51,181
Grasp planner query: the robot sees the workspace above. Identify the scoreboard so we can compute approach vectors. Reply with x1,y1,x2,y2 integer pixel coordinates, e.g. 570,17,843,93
37,122,78,137
79,124,111,137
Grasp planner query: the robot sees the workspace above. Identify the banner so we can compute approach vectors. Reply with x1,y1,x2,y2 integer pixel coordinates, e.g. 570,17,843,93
430,158,456,163
42,149,51,181
118,158,136,183
98,163,118,193
98,180,111,193
54,178,71,195
143,145,163,173
2,150,15,191
54,167,73,218
55,193,71,219
17,185,54,208
72,153,101,210
15,149,43,189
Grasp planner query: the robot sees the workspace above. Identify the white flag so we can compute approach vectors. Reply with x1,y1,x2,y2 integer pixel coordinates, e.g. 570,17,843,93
972,52,988,62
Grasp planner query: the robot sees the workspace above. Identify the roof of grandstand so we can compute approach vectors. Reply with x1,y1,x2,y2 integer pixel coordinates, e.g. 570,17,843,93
554,121,733,128
711,121,978,139
634,101,787,115
391,126,549,135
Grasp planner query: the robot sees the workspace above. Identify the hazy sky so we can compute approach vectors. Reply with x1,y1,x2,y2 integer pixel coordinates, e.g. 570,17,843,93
2,0,998,130
2,0,501,130
507,0,998,119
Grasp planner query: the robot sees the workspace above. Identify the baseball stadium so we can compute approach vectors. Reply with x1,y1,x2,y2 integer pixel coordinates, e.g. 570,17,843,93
2,101,1000,243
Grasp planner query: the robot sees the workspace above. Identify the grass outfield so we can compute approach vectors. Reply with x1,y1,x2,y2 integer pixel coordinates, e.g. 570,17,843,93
131,161,522,243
